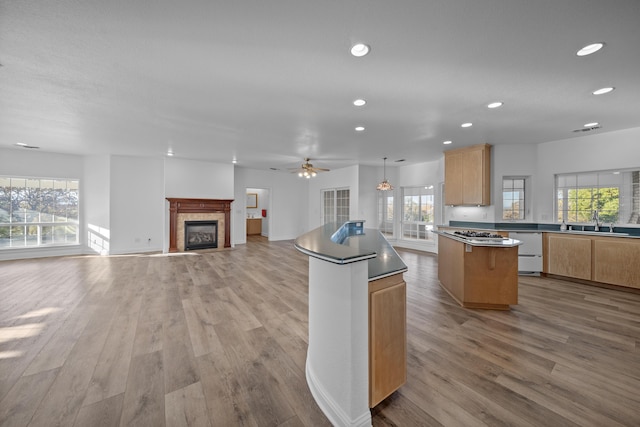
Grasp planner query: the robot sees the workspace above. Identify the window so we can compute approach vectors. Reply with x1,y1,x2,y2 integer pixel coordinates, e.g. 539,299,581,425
502,177,526,220
321,188,350,224
377,192,394,236
555,169,640,224
0,177,79,249
401,186,435,241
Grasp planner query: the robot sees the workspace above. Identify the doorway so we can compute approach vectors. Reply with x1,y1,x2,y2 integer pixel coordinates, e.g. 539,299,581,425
245,187,270,240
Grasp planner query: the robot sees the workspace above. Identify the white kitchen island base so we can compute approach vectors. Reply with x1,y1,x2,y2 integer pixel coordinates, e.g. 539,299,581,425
305,257,371,427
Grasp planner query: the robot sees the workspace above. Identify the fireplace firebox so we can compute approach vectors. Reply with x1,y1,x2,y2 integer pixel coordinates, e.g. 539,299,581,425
184,220,218,250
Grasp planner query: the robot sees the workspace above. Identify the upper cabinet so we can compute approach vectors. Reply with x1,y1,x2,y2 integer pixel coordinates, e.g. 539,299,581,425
444,144,491,206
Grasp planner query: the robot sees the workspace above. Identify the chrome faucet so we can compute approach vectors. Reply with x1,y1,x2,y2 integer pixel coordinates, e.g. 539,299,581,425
592,210,600,231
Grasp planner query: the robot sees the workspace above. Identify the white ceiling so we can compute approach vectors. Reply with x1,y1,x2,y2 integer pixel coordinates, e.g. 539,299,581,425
1,0,639,172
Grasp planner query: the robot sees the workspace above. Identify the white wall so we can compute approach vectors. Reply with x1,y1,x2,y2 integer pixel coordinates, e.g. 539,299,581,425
357,165,380,228
84,155,111,254
234,167,308,243
535,127,640,224
0,147,84,179
307,165,359,230
442,126,640,227
109,155,165,254
164,157,234,199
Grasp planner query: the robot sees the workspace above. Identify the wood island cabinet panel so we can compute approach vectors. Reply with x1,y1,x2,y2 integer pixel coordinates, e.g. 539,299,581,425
544,234,592,280
444,144,491,206
437,235,518,310
369,274,406,408
593,239,640,289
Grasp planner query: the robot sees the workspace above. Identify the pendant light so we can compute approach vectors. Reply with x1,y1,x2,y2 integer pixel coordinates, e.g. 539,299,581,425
376,157,394,191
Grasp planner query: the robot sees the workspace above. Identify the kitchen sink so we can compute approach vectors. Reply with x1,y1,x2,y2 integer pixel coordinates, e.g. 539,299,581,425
559,230,629,236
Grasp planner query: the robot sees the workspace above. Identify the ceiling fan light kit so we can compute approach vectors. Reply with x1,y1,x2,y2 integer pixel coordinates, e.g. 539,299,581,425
292,158,329,178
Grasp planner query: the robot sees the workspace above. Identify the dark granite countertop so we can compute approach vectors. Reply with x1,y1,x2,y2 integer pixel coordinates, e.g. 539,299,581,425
294,221,408,281
439,222,639,238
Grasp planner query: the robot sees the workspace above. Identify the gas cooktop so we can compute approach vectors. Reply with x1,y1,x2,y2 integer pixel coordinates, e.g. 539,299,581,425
452,230,507,241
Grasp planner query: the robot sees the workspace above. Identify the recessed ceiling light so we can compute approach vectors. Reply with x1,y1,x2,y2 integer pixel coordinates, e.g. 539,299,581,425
461,122,473,128
167,150,174,156
487,101,503,109
350,43,370,57
584,122,599,127
232,159,237,164
16,142,28,146
577,42,604,56
353,99,366,107
592,87,614,95
355,126,365,132
443,140,453,145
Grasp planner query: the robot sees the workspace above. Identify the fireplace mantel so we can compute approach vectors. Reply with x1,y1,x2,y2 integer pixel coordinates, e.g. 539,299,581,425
167,198,233,252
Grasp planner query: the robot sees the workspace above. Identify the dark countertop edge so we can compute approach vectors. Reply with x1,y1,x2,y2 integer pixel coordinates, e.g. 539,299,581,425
369,267,408,282
293,243,377,265
443,221,640,238
434,230,523,247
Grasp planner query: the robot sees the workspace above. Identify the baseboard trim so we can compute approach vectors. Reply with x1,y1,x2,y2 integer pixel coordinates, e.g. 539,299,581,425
305,359,372,427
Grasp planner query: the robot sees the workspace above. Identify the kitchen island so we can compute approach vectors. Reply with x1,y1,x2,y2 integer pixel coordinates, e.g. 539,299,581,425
435,230,522,310
295,221,407,427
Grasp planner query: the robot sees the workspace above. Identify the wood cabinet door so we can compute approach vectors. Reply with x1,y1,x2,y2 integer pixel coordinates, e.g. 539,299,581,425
462,148,484,205
246,219,262,235
593,239,640,288
370,281,406,407
546,235,592,280
444,152,464,205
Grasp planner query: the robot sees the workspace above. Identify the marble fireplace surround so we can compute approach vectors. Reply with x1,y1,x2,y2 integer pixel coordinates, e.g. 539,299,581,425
167,198,233,252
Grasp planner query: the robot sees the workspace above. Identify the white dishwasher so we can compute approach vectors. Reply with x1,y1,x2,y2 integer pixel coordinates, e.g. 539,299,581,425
510,232,543,275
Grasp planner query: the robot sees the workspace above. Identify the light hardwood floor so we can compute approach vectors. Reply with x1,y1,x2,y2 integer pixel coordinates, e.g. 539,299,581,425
1,236,639,426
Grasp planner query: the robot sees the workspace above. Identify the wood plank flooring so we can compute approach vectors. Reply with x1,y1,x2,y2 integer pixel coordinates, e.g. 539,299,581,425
1,236,639,426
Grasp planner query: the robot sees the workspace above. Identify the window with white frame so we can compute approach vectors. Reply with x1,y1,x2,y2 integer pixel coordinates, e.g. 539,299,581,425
321,188,350,224
401,186,435,241
0,177,79,249
377,192,394,236
502,177,526,220
555,169,640,224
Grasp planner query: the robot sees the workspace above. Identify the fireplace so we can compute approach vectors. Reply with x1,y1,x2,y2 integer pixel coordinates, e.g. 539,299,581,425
184,220,218,250
166,198,233,252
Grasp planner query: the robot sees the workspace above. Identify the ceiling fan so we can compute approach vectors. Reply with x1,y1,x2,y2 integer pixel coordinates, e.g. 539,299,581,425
289,158,330,178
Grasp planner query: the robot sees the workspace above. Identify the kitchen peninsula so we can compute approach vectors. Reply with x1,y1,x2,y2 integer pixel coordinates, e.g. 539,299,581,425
435,230,522,310
295,221,407,427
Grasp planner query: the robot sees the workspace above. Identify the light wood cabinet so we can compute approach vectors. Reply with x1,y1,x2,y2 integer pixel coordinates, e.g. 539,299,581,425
593,239,640,289
246,218,262,235
437,233,518,310
369,273,406,408
544,234,592,280
444,143,491,206
543,233,640,289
